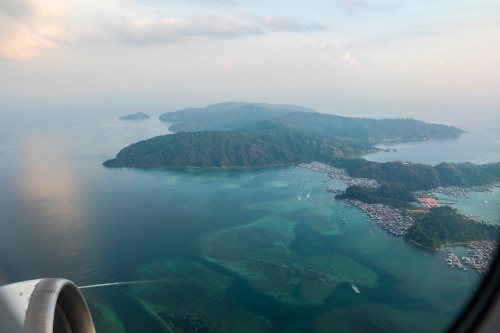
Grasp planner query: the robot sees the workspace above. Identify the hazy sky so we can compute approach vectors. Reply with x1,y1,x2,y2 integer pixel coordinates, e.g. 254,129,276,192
1,0,499,116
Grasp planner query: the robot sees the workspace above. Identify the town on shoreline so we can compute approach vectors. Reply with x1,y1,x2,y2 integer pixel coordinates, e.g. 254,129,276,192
298,161,499,275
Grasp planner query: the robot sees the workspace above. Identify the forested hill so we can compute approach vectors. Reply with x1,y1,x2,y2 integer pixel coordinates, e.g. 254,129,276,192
405,206,498,250
159,102,316,132
107,102,467,169
271,112,465,141
331,159,500,191
103,123,375,168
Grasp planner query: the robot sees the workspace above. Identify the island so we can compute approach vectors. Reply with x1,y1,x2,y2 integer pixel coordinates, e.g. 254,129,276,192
104,102,499,271
105,102,465,168
119,112,151,120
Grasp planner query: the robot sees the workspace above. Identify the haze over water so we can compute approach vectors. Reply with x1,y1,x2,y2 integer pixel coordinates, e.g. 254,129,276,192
363,110,500,166
0,110,498,332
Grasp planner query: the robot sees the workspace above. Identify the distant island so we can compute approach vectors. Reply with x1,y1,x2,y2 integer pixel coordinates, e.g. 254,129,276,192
119,112,151,120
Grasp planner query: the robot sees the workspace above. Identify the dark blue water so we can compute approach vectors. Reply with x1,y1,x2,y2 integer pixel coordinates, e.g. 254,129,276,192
0,111,498,332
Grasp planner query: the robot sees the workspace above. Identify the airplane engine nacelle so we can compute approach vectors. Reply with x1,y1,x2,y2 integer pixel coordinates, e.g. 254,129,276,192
0,278,95,333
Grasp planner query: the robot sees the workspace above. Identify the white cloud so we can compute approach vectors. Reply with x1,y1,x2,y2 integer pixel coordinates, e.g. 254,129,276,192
96,12,322,44
0,0,71,59
0,28,55,59
100,16,186,44
1,1,325,58
334,51,361,68
188,13,262,36
258,15,323,32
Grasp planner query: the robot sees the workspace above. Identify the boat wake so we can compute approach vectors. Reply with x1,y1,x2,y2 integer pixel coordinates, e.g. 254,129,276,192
78,280,170,289
297,193,302,201
351,282,360,294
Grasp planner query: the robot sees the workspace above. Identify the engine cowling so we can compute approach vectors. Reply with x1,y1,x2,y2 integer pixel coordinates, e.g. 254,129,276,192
0,278,95,333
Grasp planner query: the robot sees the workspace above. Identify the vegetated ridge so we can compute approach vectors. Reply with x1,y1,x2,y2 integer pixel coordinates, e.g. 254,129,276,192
103,122,375,168
271,112,465,141
405,206,498,250
106,102,467,168
159,102,316,132
160,102,465,141
332,159,500,192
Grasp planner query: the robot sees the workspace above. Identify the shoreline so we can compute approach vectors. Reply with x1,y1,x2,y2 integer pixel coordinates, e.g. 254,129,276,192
298,161,499,275
407,239,439,252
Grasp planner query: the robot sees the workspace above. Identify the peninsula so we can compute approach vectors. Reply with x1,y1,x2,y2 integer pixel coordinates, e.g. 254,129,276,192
300,161,499,273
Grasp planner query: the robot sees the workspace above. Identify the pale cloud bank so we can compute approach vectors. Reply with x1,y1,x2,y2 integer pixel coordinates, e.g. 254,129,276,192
0,0,324,59
98,12,323,45
0,0,499,114
0,0,72,59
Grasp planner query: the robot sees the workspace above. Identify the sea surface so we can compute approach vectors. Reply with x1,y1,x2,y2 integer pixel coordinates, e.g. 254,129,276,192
0,111,499,332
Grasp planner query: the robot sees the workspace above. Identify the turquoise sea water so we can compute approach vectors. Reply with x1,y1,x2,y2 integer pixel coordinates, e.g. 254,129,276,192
0,112,498,332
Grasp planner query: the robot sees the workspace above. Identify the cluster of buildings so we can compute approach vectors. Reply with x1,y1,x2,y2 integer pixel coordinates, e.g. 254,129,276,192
470,181,500,193
461,241,499,275
298,161,347,177
415,181,499,199
350,199,413,237
408,197,440,213
298,162,380,188
458,212,493,225
415,186,469,198
446,252,466,270
416,197,439,209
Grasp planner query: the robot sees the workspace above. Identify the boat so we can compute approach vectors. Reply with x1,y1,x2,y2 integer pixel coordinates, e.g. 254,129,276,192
351,283,360,293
